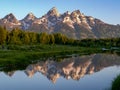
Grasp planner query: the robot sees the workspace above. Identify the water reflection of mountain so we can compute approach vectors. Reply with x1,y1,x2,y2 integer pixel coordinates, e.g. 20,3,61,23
2,54,120,83
23,54,120,83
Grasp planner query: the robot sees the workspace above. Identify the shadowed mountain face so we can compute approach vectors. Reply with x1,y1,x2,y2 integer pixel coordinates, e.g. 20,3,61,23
0,7,120,39
2,54,120,83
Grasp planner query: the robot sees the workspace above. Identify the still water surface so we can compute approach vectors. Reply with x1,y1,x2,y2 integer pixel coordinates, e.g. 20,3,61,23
0,53,120,90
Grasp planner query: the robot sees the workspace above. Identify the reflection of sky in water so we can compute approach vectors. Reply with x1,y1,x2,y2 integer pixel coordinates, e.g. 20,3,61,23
0,66,120,90
0,54,120,90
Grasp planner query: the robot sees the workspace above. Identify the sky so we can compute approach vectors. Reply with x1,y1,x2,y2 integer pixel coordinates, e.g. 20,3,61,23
0,0,120,25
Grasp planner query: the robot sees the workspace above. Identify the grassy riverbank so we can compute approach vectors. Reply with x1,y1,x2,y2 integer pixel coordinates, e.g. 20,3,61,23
0,44,102,61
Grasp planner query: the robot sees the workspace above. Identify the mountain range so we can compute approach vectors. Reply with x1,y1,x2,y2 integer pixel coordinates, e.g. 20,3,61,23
0,7,120,39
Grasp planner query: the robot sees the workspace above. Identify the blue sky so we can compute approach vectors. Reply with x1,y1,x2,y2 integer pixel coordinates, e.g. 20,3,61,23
0,0,120,24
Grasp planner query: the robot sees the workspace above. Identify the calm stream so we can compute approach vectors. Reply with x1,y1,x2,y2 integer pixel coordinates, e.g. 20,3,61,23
0,53,120,90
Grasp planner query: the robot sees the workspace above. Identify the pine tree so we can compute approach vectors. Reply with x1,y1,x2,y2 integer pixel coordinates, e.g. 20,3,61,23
49,34,55,45
40,32,50,44
24,32,30,44
0,26,7,45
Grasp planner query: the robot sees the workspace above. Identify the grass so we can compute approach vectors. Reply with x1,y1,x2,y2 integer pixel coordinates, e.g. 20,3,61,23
111,75,120,90
0,44,102,61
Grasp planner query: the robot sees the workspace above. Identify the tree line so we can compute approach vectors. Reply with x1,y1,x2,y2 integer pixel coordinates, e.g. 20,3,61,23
0,26,120,47
0,26,71,45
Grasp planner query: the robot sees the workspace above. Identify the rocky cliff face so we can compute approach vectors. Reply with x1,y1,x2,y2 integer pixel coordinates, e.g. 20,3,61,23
0,7,120,39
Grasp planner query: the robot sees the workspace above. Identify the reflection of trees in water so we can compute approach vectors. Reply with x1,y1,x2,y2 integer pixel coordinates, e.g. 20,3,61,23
3,54,120,83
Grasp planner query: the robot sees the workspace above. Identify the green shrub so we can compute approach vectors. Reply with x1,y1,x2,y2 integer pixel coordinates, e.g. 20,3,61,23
112,75,120,90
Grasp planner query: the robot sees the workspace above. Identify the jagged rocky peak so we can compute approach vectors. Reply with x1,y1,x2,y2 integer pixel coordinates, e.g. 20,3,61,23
62,11,71,17
3,13,18,22
1,13,21,26
47,7,60,17
71,10,81,16
24,12,36,20
69,10,82,24
64,11,71,15
61,11,71,22
4,13,15,19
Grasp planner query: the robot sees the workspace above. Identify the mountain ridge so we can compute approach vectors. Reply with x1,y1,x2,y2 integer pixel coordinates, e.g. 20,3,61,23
0,7,120,39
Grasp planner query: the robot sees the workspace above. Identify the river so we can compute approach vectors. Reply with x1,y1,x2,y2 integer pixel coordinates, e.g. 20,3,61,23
0,53,120,90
